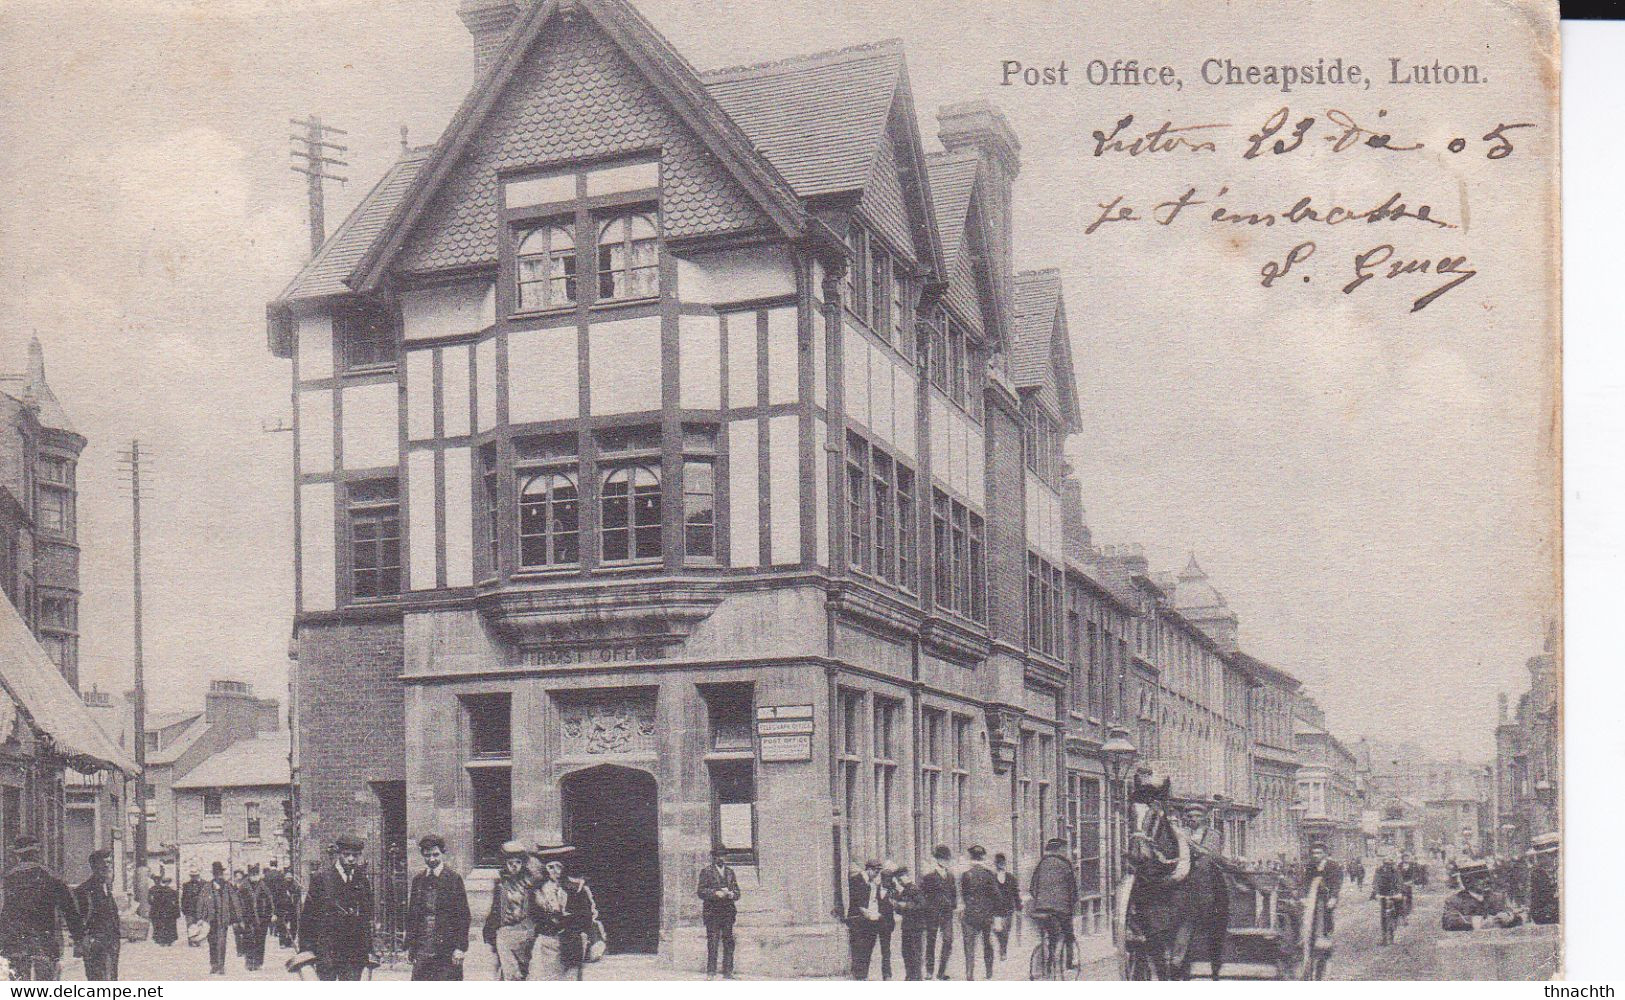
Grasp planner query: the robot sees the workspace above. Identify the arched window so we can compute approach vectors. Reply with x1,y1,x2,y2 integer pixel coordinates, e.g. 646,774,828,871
597,213,659,301
518,471,579,567
601,465,661,562
517,224,576,311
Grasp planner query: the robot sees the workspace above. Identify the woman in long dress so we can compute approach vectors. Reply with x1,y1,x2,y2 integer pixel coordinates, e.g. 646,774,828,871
149,875,180,946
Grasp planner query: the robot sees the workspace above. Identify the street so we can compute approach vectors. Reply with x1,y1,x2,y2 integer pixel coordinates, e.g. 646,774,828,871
1329,888,1450,980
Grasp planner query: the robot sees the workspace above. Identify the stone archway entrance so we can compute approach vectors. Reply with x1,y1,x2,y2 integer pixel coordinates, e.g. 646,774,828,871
561,764,660,954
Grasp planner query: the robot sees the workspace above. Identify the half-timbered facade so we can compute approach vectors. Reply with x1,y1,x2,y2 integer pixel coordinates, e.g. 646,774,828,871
267,0,1088,973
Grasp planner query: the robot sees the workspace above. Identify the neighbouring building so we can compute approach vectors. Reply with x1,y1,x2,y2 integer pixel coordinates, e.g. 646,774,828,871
67,686,128,888
171,733,293,876
1494,623,1559,855
1293,696,1364,859
126,680,282,874
1234,652,1302,862
266,0,1100,973
1,337,135,875
1356,737,1494,859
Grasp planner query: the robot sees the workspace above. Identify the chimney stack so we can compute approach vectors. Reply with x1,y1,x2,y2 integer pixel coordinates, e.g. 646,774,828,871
937,101,1020,328
459,0,525,74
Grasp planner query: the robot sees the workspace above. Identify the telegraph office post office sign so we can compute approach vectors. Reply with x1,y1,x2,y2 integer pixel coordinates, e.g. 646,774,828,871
757,705,814,761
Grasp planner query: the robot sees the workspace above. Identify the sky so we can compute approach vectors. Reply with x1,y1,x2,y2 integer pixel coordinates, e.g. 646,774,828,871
0,0,1557,758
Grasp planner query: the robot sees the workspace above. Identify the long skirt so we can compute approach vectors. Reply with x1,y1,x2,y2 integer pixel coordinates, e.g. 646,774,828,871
153,916,179,945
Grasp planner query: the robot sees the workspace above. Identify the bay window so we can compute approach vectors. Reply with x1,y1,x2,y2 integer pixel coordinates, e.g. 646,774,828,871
600,465,661,562
516,223,577,310
518,471,580,567
597,212,659,301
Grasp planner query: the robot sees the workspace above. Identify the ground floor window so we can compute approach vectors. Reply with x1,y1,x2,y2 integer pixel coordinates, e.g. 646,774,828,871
710,760,756,864
469,766,512,866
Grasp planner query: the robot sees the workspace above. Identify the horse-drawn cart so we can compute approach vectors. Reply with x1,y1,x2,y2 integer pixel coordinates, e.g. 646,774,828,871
1118,870,1331,979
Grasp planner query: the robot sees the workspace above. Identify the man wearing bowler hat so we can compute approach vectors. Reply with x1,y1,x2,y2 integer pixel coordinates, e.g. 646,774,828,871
298,834,376,980
74,849,121,980
0,835,82,980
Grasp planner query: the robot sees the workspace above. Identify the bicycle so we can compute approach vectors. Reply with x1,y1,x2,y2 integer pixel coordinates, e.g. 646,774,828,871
1028,912,1077,980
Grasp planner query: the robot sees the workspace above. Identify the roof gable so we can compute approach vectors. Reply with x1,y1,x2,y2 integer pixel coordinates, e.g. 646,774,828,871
352,0,807,291
1012,269,1081,428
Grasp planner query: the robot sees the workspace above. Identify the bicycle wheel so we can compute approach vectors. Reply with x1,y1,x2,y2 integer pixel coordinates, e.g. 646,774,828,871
1030,942,1049,980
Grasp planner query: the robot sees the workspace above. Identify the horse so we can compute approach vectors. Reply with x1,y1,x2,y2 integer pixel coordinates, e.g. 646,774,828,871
1120,778,1230,980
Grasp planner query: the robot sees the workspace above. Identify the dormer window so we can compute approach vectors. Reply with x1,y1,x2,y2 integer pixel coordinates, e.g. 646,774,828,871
516,223,576,311
597,213,659,301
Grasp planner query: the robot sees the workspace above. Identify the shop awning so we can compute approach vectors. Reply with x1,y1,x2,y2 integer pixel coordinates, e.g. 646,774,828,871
0,596,137,775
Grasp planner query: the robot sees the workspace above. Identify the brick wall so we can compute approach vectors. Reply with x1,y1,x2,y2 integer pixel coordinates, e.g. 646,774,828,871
296,619,405,860
985,402,1026,645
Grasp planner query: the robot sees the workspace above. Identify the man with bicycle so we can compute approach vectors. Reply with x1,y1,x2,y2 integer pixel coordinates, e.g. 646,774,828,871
1370,855,1404,943
1027,837,1078,977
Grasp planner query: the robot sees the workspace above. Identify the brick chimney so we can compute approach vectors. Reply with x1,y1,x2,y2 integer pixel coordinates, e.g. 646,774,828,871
459,0,525,73
204,679,281,735
938,101,1020,329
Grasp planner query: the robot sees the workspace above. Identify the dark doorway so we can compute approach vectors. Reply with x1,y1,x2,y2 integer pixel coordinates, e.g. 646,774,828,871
561,765,660,954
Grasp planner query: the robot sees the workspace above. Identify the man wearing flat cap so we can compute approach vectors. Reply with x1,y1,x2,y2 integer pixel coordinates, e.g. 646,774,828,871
0,836,82,980
298,834,376,980
74,849,121,980
482,840,537,980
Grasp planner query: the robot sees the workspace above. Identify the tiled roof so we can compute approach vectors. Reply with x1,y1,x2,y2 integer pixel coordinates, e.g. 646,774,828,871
279,153,428,303
925,151,978,263
172,734,291,790
147,715,209,766
703,40,904,199
1011,268,1061,388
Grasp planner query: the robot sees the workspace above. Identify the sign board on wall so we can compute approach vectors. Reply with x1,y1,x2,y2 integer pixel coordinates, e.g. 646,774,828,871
756,705,814,761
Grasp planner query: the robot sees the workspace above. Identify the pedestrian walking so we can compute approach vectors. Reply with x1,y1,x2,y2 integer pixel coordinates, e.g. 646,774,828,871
845,859,886,979
149,874,180,947
1302,844,1343,936
697,848,740,979
197,862,243,976
297,835,377,980
920,845,957,980
875,861,899,980
237,865,275,971
406,834,471,981
265,860,295,948
890,867,927,981
527,843,597,981
483,841,537,980
958,845,1000,981
179,871,205,947
991,852,1019,960
0,836,83,981
73,850,121,981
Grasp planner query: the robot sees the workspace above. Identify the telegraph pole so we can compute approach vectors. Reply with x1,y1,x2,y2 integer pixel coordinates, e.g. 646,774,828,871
290,115,349,253
116,440,148,891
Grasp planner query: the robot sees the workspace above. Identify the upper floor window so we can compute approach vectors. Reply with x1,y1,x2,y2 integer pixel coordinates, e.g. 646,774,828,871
683,426,718,562
519,471,580,568
336,300,396,370
516,223,576,311
601,465,661,563
597,213,659,301
37,457,71,486
36,488,69,537
348,478,400,599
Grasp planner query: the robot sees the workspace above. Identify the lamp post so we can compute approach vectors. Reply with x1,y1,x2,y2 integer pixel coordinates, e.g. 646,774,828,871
1101,728,1138,943
1288,798,1308,861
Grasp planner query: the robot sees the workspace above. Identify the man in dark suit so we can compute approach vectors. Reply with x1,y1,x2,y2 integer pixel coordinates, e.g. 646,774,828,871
696,849,740,979
1303,844,1344,935
196,862,242,975
74,850,121,981
405,834,471,981
0,836,82,980
889,867,927,981
298,835,376,980
237,865,275,971
845,859,887,979
958,845,1001,981
920,845,957,980
991,852,1020,960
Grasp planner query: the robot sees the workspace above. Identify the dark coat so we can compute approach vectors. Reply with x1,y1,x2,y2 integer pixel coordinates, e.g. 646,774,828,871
482,870,533,947
959,864,1003,927
179,877,205,921
406,866,471,962
920,865,957,919
1305,859,1343,902
73,876,121,943
298,865,375,966
994,870,1021,918
1028,852,1077,916
195,879,242,937
891,881,928,931
0,862,82,959
697,864,740,925
1371,862,1403,897
238,879,275,928
845,872,889,924
149,885,180,944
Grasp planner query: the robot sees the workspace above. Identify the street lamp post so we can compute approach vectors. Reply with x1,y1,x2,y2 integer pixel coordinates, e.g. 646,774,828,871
1288,799,1308,861
1101,728,1138,944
